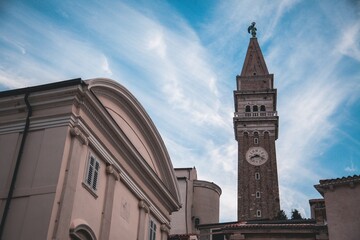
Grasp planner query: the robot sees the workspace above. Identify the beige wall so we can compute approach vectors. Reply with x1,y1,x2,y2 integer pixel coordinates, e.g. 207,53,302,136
324,184,360,240
0,126,69,239
109,182,139,239
193,180,221,225
171,178,190,234
99,96,161,175
171,168,197,235
71,150,106,237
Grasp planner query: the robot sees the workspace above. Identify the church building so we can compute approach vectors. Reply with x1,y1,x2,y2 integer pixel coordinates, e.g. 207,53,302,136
0,78,181,240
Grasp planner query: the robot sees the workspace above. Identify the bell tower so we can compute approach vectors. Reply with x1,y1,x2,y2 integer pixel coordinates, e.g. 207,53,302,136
234,23,280,221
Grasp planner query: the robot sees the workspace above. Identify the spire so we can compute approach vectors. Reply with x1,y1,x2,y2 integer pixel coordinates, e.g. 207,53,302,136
240,23,269,77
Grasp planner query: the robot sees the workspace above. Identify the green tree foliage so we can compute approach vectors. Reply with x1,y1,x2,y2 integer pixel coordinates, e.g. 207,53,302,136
275,210,288,220
291,209,303,220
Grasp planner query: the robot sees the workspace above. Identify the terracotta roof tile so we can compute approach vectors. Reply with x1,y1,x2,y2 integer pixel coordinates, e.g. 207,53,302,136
315,175,360,196
223,219,322,230
319,175,360,186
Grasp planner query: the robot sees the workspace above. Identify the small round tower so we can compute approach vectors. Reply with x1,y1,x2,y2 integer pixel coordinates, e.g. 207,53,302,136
193,180,222,225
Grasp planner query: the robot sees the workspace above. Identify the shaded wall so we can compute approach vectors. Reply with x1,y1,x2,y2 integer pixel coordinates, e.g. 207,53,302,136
324,185,360,240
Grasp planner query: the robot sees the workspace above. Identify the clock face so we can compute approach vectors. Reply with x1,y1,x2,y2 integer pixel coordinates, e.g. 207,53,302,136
245,147,268,166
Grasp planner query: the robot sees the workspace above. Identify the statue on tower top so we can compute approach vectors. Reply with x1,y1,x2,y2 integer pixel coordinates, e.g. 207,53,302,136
248,22,257,38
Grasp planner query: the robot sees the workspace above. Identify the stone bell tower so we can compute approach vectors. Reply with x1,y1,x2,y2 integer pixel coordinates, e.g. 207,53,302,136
234,23,280,221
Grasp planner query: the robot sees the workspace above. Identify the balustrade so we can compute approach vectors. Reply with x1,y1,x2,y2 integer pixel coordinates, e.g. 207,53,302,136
235,111,277,118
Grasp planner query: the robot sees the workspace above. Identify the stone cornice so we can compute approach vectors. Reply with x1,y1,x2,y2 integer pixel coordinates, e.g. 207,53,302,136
0,120,26,134
0,84,85,134
0,84,85,115
0,115,76,135
160,224,170,233
193,180,222,196
234,88,277,96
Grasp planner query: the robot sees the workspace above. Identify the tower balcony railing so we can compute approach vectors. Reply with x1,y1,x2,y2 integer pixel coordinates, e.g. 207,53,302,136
234,111,277,118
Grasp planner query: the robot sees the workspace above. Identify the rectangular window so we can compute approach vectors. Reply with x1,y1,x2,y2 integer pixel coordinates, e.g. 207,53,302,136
86,154,100,191
149,219,156,240
211,229,226,240
256,210,261,217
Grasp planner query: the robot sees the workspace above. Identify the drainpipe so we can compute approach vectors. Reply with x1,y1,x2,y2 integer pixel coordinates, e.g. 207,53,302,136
0,92,32,239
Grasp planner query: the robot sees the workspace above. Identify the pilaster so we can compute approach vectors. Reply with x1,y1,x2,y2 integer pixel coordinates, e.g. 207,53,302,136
137,200,150,240
160,224,170,240
99,164,120,239
52,126,89,239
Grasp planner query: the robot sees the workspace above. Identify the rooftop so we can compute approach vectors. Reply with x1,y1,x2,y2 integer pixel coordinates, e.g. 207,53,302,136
315,175,360,196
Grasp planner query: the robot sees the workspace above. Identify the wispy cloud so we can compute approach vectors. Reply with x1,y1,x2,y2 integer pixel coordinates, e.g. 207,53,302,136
0,3,116,86
280,186,310,218
335,22,360,61
345,161,357,173
0,0,359,222
269,2,360,216
101,55,112,76
204,0,360,218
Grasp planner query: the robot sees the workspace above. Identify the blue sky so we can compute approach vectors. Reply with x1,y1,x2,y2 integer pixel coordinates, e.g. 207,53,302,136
1,0,359,221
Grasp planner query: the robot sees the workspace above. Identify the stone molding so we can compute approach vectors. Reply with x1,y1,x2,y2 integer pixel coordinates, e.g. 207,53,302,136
0,115,74,135
138,200,150,213
70,126,89,145
105,164,120,181
160,224,170,233
193,180,222,196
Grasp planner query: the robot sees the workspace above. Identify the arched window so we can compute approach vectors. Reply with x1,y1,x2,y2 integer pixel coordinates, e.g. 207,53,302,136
245,105,251,112
244,132,249,138
253,105,258,112
260,105,266,111
264,131,270,139
70,223,96,240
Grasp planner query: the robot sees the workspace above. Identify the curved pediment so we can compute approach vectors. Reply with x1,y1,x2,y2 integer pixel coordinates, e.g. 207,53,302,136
86,78,180,203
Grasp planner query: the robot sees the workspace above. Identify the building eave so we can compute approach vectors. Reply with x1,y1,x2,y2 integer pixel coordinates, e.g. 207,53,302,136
0,78,85,98
314,174,360,196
